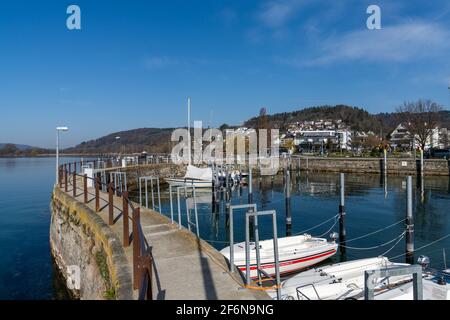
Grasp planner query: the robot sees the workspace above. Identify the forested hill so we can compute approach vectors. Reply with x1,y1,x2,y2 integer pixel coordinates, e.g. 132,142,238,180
64,106,450,154
245,105,450,134
245,105,382,132
65,128,175,154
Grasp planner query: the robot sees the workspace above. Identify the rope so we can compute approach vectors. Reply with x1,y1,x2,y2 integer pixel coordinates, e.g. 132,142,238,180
316,216,340,238
380,231,406,256
344,218,406,243
292,214,340,236
389,233,450,260
340,231,407,250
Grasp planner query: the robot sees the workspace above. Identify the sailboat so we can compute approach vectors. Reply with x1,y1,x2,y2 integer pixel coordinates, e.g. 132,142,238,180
165,164,213,188
166,98,213,188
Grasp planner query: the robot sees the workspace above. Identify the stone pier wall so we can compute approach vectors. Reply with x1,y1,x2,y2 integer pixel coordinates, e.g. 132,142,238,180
50,187,133,300
283,157,450,176
105,163,186,190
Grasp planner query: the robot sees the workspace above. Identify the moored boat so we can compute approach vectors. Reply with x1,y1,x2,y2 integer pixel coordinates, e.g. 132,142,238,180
220,234,338,279
366,257,450,300
268,256,411,300
166,165,213,188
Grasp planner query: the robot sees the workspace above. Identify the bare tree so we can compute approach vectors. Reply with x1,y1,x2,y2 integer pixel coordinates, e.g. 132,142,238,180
257,107,269,130
396,99,443,150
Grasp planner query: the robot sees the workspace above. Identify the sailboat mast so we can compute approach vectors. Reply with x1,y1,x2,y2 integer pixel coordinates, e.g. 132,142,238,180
188,97,191,165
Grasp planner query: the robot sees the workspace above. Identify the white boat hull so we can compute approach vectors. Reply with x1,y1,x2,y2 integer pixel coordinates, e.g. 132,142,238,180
220,234,338,279
165,178,212,188
268,257,411,300
368,272,450,300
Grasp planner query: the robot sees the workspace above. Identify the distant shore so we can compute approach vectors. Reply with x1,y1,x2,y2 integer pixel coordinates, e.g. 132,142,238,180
0,153,105,158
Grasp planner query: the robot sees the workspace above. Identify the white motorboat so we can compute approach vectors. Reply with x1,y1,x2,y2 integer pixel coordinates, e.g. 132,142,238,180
220,234,338,279
268,257,411,300
166,165,213,188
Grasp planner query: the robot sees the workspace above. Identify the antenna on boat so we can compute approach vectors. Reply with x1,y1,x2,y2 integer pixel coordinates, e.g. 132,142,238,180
444,248,447,270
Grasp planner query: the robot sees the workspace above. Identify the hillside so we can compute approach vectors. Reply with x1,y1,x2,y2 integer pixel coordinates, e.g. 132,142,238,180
0,143,50,156
65,106,450,154
245,105,450,136
0,143,37,151
65,128,175,154
245,105,383,133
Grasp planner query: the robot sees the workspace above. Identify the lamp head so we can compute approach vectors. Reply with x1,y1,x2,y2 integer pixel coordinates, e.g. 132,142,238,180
56,126,69,131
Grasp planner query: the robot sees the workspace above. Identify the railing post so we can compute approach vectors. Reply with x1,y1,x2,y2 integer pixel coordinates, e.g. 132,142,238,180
72,171,77,197
147,256,153,300
74,162,77,173
132,207,141,289
95,177,100,212
64,168,68,192
68,163,71,174
123,192,130,247
59,166,63,188
108,183,114,225
83,174,88,203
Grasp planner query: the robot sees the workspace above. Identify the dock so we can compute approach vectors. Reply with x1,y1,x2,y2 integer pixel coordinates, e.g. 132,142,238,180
54,167,268,300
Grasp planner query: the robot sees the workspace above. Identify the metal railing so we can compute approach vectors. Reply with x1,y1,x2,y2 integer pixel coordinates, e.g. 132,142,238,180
58,160,153,300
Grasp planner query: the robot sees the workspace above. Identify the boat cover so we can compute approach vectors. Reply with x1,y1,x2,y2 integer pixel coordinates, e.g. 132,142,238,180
185,165,212,181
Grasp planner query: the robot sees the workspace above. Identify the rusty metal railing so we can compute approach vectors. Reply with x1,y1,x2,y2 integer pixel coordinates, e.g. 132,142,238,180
58,160,153,300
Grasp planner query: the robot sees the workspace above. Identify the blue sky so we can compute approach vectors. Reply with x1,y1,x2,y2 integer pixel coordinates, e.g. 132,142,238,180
0,0,449,148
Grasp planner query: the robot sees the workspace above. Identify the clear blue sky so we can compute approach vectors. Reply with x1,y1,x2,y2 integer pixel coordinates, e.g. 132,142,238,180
0,0,449,148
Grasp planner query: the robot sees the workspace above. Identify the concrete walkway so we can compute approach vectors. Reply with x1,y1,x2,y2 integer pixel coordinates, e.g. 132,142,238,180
65,177,269,300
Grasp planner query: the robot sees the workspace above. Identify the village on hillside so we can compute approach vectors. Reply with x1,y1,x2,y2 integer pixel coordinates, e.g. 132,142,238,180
233,118,450,158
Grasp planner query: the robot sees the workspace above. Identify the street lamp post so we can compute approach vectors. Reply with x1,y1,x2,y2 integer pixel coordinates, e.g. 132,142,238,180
115,136,121,165
56,126,69,184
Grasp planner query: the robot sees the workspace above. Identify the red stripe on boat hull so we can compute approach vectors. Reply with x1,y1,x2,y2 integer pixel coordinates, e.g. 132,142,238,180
237,249,336,275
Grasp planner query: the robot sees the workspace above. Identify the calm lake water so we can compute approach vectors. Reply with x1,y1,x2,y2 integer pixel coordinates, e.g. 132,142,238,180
0,157,449,299
0,157,86,299
153,171,450,270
